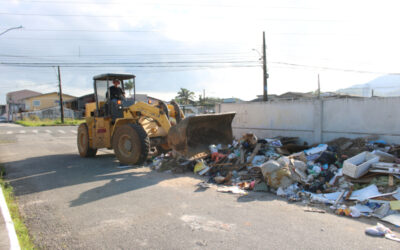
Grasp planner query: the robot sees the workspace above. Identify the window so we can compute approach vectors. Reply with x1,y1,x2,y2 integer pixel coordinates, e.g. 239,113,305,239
33,100,41,107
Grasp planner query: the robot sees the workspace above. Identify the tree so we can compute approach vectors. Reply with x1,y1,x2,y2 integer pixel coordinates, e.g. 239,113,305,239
175,88,195,104
125,80,134,97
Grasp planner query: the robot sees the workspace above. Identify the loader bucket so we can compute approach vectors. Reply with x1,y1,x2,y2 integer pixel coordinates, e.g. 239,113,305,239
167,112,236,157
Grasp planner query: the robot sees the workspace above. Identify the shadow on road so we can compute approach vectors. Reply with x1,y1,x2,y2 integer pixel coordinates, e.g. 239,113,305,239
2,153,395,230
3,153,174,207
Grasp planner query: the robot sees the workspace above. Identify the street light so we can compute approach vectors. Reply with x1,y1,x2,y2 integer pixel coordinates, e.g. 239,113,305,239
252,48,262,61
0,25,23,37
2,25,23,122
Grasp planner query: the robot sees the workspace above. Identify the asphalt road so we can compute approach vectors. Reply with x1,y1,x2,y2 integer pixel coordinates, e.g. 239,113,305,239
0,123,398,249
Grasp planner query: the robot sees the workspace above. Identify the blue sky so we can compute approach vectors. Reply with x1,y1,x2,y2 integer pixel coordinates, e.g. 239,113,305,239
1,0,400,104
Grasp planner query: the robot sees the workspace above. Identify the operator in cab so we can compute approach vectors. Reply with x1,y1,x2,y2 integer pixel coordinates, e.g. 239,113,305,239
109,80,125,101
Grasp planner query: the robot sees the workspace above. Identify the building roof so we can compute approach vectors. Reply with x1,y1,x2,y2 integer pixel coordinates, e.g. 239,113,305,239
6,89,42,103
278,91,314,99
251,91,364,102
22,92,76,100
77,93,95,99
93,73,135,81
222,98,244,103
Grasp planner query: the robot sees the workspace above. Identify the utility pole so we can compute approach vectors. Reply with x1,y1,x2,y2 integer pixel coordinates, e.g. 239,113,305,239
57,66,64,123
317,74,321,99
262,31,268,101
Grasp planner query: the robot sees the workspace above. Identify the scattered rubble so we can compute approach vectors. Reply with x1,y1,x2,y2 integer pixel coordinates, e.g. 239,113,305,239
147,134,400,238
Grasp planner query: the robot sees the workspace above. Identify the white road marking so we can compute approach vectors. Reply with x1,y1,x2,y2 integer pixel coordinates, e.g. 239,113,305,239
70,130,77,134
6,131,12,135
45,130,51,134
32,130,38,134
19,130,26,134
58,130,66,134
0,186,21,250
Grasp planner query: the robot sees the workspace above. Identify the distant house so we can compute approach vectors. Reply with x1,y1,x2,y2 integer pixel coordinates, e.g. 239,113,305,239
252,92,314,102
64,93,95,115
6,89,42,121
222,98,244,103
251,91,362,102
0,105,6,116
127,94,148,103
278,92,315,100
23,92,76,111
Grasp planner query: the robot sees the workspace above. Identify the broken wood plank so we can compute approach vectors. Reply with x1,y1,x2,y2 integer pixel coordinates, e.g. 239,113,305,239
247,143,261,164
389,175,394,187
209,163,233,167
372,162,400,169
240,148,245,164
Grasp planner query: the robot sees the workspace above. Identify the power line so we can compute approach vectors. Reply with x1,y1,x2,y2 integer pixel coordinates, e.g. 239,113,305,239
0,64,259,69
0,0,318,10
2,60,397,75
2,61,259,65
270,61,400,75
21,28,158,32
0,12,342,22
0,52,252,57
0,37,260,47
0,37,171,42
2,29,365,36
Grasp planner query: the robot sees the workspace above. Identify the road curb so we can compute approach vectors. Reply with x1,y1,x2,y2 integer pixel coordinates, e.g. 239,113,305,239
0,185,21,250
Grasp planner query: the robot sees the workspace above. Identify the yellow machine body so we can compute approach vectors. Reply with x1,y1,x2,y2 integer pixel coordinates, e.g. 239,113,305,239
77,73,235,165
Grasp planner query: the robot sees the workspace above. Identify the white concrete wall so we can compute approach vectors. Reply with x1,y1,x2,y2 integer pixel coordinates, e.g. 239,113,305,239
218,97,400,144
322,97,400,143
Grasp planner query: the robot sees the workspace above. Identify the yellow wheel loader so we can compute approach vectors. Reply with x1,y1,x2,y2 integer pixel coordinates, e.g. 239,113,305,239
77,73,235,165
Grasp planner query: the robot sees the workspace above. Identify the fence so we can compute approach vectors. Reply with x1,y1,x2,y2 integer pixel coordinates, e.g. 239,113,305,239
216,97,400,144
19,106,81,120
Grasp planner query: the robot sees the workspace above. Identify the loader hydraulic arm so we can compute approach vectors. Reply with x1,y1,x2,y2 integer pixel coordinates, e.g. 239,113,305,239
127,101,172,132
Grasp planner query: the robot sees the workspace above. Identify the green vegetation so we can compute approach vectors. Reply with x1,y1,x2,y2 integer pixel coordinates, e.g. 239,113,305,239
0,139,16,144
175,88,195,104
174,88,223,106
125,79,134,97
0,165,36,249
15,117,85,127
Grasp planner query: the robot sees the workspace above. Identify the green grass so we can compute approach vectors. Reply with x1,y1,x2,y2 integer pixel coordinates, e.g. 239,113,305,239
0,139,16,144
0,165,36,249
15,118,85,127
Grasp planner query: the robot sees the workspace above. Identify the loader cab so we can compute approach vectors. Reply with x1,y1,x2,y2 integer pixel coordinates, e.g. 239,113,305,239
92,73,136,120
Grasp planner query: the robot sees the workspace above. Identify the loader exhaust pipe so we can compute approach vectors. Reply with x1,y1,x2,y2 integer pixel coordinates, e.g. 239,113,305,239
167,112,236,157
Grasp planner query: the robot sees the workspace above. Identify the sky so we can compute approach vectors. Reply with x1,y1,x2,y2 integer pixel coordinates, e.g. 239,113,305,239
1,0,400,104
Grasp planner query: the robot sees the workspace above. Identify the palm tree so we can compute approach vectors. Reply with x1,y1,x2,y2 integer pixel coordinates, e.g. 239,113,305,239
124,80,134,97
175,88,195,104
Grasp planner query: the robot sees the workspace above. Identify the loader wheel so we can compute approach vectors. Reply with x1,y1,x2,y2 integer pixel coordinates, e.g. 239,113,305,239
112,124,150,165
77,123,97,157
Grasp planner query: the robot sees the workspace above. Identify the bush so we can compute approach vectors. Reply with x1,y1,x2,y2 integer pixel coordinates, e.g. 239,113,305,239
27,115,40,121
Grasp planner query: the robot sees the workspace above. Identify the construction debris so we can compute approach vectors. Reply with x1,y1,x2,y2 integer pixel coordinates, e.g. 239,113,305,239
365,223,400,242
146,133,400,235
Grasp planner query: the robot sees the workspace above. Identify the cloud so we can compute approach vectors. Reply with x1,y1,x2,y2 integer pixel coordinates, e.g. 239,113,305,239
1,0,400,104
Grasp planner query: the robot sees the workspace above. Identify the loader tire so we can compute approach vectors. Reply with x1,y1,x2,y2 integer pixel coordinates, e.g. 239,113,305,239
77,123,97,157
112,124,150,165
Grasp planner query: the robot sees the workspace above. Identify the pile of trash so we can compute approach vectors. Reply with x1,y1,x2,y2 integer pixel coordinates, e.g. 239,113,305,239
148,134,400,233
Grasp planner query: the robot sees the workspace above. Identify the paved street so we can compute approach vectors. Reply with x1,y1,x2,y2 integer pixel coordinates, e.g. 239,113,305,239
0,123,398,249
